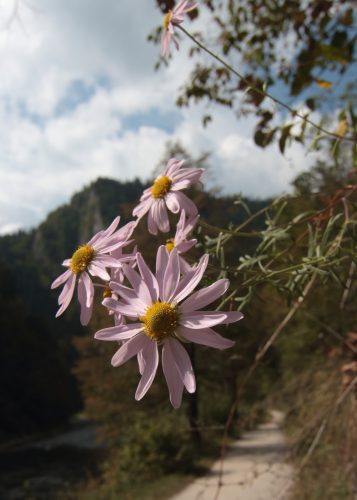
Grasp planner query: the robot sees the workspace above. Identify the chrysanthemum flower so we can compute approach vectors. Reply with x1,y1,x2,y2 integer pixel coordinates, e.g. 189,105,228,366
95,247,243,408
161,1,197,58
165,210,199,273
51,217,136,325
133,158,203,235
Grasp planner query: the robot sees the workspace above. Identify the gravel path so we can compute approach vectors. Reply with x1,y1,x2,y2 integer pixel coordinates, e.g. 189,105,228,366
170,411,293,500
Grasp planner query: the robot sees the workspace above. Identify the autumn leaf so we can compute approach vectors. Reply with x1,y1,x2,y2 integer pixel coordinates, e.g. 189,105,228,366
335,119,348,137
315,79,333,89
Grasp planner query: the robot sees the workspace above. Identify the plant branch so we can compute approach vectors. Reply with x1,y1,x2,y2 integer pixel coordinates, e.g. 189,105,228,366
178,25,357,145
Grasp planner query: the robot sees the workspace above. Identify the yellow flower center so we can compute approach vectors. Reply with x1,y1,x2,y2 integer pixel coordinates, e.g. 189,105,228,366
70,245,95,274
151,176,172,199
103,287,112,299
163,11,172,30
141,302,179,341
165,239,175,253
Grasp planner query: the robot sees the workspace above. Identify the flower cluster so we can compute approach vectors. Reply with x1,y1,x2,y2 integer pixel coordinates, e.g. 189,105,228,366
52,159,243,407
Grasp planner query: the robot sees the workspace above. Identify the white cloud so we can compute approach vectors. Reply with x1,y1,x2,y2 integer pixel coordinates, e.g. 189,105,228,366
0,0,317,234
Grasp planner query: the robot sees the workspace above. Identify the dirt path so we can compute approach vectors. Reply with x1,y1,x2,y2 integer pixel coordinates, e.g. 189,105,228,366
170,411,293,500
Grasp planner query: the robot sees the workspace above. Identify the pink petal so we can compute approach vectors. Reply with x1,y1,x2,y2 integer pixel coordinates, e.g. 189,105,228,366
173,254,209,303
111,334,147,367
182,214,200,237
102,297,146,317
165,192,181,213
219,311,244,324
180,312,234,329
165,158,184,177
168,338,196,393
100,216,120,238
176,240,196,253
95,255,124,268
82,271,94,308
55,273,76,317
170,179,192,191
171,167,204,185
156,199,170,232
95,323,144,341
87,230,104,247
175,1,197,17
135,339,159,400
136,253,159,303
179,326,235,350
156,246,169,298
161,31,171,58
58,272,76,305
112,220,137,243
133,198,152,219
137,350,146,375
162,341,184,408
122,263,152,307
140,187,152,202
96,222,137,254
179,255,193,274
77,275,87,311
80,302,93,326
51,269,72,289
180,279,229,313
88,263,110,281
110,281,138,302
148,203,158,235
173,191,198,216
162,248,180,302
88,216,120,247
175,209,186,233
114,313,125,326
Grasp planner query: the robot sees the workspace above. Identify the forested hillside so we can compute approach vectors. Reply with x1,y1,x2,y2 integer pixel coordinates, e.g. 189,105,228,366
0,177,266,436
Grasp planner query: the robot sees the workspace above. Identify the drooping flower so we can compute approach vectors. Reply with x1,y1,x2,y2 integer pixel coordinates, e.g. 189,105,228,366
161,1,197,58
133,158,203,235
165,210,199,273
51,217,136,325
95,247,243,408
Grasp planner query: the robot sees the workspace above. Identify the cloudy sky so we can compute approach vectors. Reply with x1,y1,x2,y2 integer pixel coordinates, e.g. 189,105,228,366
0,0,316,235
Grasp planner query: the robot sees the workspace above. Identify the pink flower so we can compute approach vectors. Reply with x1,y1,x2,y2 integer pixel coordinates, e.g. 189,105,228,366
95,247,243,408
161,1,197,58
51,217,136,326
165,210,199,273
133,158,203,235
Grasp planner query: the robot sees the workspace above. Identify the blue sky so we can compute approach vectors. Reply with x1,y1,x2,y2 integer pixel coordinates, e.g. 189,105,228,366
0,0,326,235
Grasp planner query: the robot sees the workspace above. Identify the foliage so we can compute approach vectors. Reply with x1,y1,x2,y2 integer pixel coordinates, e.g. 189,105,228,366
280,362,357,500
0,264,79,435
105,414,198,482
151,0,357,154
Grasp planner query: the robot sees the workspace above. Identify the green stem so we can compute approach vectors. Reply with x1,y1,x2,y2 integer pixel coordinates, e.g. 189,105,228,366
199,219,262,237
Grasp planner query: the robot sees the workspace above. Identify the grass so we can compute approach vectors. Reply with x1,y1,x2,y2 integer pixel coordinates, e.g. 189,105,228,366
278,363,357,499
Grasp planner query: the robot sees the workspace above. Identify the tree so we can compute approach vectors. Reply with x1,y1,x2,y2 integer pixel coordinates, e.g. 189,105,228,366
151,0,357,154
